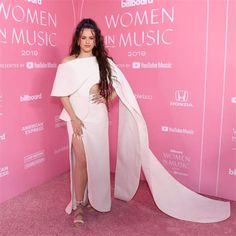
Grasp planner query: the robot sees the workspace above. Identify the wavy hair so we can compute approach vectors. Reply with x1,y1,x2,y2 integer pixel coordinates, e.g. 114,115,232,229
69,18,113,104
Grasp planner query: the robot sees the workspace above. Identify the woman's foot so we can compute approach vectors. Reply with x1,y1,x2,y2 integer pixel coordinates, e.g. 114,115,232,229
73,202,84,226
86,203,95,212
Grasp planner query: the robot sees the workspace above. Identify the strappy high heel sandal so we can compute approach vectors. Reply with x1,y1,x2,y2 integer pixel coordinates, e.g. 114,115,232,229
73,201,84,226
86,202,95,212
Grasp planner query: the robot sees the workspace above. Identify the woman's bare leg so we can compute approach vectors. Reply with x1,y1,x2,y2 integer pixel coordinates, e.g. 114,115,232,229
72,135,87,225
72,135,87,202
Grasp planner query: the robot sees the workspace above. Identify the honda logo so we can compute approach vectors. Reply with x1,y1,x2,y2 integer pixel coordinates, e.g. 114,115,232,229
175,90,189,102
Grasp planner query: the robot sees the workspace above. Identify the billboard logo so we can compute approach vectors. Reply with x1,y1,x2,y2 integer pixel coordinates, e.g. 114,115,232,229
20,93,42,102
170,90,193,107
161,126,169,132
132,62,141,69
26,62,34,69
231,97,236,104
121,0,154,8
25,0,42,5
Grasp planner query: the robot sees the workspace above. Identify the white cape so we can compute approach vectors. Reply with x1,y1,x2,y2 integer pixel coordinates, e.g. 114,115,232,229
51,57,230,223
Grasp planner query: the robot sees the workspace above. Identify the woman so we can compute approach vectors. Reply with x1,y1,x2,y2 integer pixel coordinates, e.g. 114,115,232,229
51,18,230,226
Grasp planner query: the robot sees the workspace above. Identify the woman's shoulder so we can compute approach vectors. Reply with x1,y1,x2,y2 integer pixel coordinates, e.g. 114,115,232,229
61,55,77,64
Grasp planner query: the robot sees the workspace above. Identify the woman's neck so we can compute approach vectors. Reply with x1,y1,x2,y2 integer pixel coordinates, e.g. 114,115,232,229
78,52,94,58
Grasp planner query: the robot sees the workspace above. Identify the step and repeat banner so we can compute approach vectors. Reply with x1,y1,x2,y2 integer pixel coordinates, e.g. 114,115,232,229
79,0,236,201
0,0,82,203
0,0,235,203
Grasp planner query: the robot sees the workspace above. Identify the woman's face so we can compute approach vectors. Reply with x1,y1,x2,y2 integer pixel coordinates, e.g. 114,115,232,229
78,28,96,56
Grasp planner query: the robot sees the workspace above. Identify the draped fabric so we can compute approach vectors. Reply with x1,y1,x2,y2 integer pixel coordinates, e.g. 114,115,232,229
51,57,230,223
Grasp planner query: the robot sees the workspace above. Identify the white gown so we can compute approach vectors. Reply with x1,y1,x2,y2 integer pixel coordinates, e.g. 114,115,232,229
51,56,230,223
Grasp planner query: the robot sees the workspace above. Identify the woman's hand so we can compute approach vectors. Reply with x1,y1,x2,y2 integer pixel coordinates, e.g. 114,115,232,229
71,117,84,136
91,94,106,104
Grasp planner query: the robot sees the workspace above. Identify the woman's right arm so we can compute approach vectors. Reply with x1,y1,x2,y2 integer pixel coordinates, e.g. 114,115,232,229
60,96,84,136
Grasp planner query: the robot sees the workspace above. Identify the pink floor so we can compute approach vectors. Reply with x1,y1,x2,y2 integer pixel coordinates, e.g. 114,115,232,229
0,172,235,236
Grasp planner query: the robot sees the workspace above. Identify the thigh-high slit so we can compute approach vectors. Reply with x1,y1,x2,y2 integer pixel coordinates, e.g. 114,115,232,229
65,95,111,214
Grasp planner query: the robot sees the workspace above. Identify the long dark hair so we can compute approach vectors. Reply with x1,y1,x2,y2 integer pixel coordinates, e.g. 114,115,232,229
69,18,112,104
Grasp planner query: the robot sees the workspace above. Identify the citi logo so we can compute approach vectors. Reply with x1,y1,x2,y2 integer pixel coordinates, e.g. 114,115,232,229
175,90,188,102
121,0,153,8
25,0,42,5
231,97,236,104
229,168,236,176
20,93,42,102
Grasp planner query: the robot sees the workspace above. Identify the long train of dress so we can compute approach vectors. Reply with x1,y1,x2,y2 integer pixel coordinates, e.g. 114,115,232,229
51,56,230,223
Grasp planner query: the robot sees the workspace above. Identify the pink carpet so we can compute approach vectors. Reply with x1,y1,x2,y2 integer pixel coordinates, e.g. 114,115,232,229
0,172,235,236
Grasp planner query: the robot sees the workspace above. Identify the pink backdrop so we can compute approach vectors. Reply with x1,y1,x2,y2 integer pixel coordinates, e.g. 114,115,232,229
79,0,236,201
0,0,235,203
0,0,83,203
